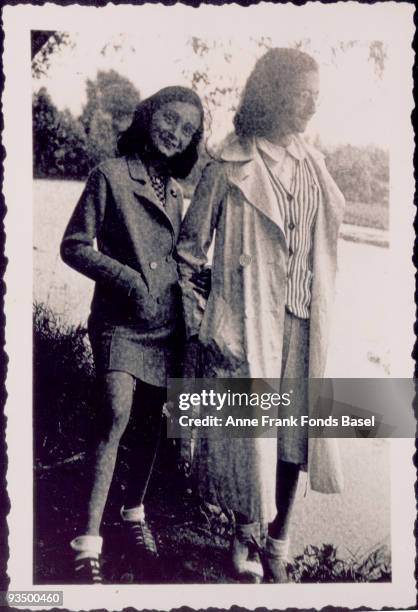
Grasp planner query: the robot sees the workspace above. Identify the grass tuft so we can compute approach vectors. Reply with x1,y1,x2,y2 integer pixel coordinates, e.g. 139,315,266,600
289,543,391,583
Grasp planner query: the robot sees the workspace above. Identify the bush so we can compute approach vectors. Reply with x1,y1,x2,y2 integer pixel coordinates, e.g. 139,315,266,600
33,302,96,466
325,144,389,206
289,543,391,582
33,88,90,180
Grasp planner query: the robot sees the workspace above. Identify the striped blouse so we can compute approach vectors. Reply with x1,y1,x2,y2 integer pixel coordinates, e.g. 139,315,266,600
257,136,320,319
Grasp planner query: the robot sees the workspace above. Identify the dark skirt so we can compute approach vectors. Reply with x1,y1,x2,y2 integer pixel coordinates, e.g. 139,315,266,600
88,318,185,387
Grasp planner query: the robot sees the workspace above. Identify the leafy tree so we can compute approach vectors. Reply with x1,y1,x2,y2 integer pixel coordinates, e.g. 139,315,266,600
80,69,140,136
33,87,89,179
32,69,141,179
86,109,116,167
32,31,73,79
54,109,90,179
325,144,389,205
33,87,61,176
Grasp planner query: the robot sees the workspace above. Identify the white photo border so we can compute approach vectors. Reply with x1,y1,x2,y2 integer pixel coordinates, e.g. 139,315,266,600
3,2,416,609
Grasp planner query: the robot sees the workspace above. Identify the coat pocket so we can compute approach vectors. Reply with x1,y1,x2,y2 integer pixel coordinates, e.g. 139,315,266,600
129,289,159,323
199,294,246,366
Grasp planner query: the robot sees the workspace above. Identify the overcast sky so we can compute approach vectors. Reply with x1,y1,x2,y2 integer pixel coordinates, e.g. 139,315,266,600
33,4,400,149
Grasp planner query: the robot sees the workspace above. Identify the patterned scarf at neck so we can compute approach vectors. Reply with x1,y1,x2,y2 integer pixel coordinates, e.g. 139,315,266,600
149,172,167,206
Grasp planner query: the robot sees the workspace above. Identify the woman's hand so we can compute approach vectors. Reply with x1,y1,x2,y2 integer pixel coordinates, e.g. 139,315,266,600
190,266,212,299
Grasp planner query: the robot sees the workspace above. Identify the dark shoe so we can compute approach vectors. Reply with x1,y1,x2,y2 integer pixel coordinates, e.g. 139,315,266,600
123,520,160,583
265,557,290,583
121,505,159,559
264,535,290,583
126,520,159,559
231,522,263,583
73,556,103,584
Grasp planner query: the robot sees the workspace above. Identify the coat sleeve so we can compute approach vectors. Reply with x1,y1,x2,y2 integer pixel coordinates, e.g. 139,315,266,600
176,161,227,339
60,167,148,297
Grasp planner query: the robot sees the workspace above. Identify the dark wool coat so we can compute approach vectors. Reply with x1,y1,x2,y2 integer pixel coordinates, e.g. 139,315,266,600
61,156,184,385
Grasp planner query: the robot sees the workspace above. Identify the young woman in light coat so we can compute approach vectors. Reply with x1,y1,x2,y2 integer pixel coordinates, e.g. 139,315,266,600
61,87,205,583
176,49,345,583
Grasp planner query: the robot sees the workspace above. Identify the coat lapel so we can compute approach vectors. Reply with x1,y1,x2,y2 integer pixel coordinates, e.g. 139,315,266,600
164,178,183,238
221,137,286,237
127,157,176,233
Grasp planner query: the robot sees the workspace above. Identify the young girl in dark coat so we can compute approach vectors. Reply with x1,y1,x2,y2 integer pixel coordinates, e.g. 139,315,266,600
61,86,205,583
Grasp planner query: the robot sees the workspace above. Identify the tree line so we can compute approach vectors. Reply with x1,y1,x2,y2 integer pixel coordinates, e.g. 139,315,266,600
33,69,389,206
33,69,140,180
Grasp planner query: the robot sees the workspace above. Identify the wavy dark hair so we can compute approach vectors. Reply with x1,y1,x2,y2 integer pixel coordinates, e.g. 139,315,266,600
117,86,204,179
233,48,318,141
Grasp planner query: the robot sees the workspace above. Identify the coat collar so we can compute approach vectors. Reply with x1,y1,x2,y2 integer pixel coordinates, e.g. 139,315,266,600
219,135,341,234
220,136,286,233
220,133,325,164
126,156,181,233
256,135,307,162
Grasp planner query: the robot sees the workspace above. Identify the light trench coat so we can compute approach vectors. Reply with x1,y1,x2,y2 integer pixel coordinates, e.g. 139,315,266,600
176,135,345,514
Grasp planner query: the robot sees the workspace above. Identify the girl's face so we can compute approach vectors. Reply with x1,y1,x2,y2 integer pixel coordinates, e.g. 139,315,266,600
150,101,201,158
280,70,320,134
268,70,319,142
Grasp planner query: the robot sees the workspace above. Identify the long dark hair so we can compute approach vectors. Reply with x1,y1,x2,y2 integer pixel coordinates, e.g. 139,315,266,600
233,48,318,141
118,86,204,179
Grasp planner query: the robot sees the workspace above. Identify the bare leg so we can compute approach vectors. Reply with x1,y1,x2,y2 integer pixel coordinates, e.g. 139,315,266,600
268,459,300,540
123,381,166,509
83,371,135,535
269,312,308,541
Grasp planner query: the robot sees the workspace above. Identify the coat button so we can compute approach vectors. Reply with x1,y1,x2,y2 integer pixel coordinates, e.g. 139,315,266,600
149,261,158,270
287,193,293,202
288,222,295,230
239,253,252,267
166,255,172,263
289,247,294,256
170,189,178,198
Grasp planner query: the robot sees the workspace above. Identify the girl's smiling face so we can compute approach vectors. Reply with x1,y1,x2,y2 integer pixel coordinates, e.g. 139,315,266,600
150,101,201,158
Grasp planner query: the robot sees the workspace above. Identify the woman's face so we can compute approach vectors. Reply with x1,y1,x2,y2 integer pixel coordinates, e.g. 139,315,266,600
150,101,201,158
277,70,320,136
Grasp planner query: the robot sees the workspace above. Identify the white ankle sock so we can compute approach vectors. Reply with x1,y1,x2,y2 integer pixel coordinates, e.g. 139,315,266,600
120,504,145,522
70,535,103,560
266,535,289,561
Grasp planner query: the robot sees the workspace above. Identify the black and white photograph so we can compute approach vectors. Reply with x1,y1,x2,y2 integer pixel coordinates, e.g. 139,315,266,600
3,2,416,610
